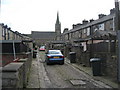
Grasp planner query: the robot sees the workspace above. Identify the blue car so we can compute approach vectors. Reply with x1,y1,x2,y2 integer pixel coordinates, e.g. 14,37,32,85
45,50,64,65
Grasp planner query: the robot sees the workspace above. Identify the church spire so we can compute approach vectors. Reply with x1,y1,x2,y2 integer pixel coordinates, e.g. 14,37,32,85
55,11,61,35
56,12,60,24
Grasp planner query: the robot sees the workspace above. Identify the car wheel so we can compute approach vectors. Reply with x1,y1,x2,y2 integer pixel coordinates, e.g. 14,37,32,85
46,62,50,65
46,61,51,65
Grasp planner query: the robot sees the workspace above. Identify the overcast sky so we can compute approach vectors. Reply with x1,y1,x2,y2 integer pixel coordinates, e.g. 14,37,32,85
1,0,115,34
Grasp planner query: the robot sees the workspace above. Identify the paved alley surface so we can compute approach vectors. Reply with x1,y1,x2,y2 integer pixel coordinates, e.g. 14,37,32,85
26,51,115,88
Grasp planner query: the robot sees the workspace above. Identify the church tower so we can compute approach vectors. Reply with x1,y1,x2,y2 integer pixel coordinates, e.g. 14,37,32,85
55,12,61,35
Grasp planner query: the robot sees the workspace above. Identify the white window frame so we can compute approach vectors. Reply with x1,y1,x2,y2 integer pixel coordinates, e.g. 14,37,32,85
87,28,90,36
99,23,104,30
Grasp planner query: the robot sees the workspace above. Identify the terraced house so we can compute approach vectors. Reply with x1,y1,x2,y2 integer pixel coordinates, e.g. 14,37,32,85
54,8,118,81
0,23,34,88
0,23,33,67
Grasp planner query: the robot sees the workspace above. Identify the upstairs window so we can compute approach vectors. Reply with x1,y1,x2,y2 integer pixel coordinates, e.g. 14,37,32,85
87,28,90,36
99,23,104,30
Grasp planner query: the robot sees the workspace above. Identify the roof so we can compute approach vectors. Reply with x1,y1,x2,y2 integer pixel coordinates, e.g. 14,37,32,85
92,30,116,39
74,38,91,42
32,31,56,39
0,40,33,43
1,40,22,43
48,40,65,44
63,14,115,34
74,30,116,42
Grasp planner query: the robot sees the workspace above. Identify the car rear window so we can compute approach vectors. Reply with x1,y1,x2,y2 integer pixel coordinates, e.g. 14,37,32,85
49,51,61,54
40,46,45,48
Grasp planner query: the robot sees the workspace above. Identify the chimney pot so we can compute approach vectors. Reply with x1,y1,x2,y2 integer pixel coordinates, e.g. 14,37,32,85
82,20,88,24
63,28,69,33
89,19,94,22
110,8,115,14
98,14,106,19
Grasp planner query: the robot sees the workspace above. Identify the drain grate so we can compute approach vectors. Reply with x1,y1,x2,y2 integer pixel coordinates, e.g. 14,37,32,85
70,79,86,86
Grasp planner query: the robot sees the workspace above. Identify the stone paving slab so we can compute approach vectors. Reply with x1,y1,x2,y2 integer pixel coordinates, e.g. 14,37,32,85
70,79,86,86
26,59,40,88
37,58,52,88
27,54,53,88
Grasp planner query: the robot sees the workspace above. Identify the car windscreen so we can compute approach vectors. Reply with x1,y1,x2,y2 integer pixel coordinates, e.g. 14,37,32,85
48,51,61,54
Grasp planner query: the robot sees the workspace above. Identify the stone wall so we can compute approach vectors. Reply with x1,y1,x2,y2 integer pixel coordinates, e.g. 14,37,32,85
67,46,90,66
72,46,82,63
64,45,71,58
2,53,32,88
2,63,24,88
80,52,90,67
64,45,118,81
92,52,117,81
106,53,117,80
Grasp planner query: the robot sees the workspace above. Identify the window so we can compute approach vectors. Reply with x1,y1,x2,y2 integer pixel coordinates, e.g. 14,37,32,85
110,20,113,30
49,50,61,54
79,31,82,38
82,42,87,51
87,28,90,36
83,29,86,33
99,23,104,30
2,28,4,37
75,31,79,38
8,30,10,40
67,34,69,40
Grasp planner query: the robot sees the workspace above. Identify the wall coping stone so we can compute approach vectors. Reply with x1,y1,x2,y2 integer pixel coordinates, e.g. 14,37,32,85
2,63,23,72
18,58,28,62
2,72,18,78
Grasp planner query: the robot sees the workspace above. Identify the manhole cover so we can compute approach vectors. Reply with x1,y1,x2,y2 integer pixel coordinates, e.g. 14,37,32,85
70,79,86,86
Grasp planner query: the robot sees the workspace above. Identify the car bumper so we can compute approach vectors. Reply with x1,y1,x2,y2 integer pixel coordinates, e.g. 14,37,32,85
46,59,64,64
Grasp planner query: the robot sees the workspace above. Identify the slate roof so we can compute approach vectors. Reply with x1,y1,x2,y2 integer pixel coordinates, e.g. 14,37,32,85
64,14,115,34
92,30,116,39
1,40,22,43
74,30,116,42
32,31,56,39
48,40,65,44
0,40,33,43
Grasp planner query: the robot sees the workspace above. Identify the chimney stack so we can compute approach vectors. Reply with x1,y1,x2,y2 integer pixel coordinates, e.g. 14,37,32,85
63,28,69,33
72,23,82,29
89,19,94,22
82,20,88,24
98,14,106,19
72,24,76,29
110,8,115,14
